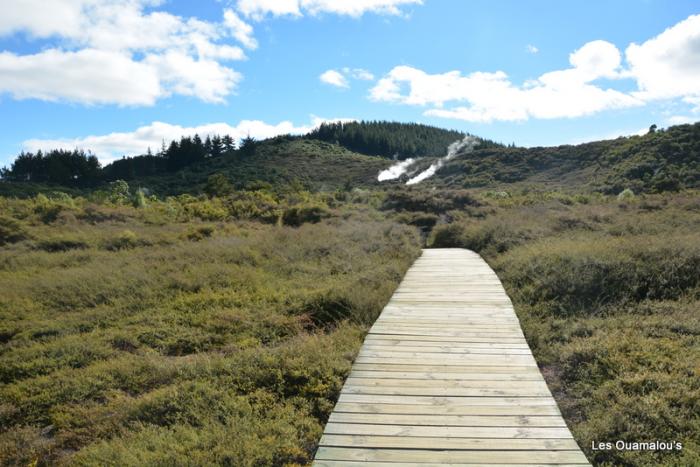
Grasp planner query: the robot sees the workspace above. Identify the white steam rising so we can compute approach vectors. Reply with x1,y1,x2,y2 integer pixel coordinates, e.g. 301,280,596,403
406,135,479,185
377,158,416,181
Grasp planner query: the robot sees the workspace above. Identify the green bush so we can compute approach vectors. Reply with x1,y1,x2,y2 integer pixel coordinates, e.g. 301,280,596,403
0,216,29,245
617,187,635,201
281,204,330,226
430,220,528,254
203,173,233,198
102,230,144,251
35,236,89,252
499,238,700,316
185,225,215,241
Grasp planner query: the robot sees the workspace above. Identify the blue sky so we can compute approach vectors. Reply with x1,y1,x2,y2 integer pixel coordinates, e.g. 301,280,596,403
1,0,699,166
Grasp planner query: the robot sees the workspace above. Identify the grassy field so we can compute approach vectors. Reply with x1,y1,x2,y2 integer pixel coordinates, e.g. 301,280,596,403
429,190,700,466
0,191,421,465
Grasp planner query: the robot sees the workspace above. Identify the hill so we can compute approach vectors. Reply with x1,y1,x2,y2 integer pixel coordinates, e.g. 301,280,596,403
2,121,699,198
125,138,390,195
430,123,700,194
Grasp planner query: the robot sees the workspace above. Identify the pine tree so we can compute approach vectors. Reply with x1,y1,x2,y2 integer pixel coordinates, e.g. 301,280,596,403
239,135,256,157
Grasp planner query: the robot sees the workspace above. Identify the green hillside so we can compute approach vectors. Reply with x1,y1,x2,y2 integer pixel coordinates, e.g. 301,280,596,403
128,138,390,195
433,123,700,193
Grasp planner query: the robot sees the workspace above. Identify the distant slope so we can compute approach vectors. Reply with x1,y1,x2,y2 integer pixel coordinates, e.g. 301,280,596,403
2,122,698,197
131,138,390,195
431,123,700,193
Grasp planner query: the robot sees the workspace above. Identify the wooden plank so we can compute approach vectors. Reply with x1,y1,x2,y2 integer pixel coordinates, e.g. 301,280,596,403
315,447,589,463
344,378,549,389
319,434,581,450
337,394,559,406
341,386,552,397
328,413,568,427
350,363,542,373
323,423,574,439
348,371,543,381
332,402,564,416
365,342,530,352
357,351,535,362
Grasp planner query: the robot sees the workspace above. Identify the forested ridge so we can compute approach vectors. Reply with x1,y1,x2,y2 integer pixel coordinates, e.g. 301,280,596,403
307,120,480,158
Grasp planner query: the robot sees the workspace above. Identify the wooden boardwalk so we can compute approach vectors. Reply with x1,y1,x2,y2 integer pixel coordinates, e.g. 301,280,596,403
314,248,589,466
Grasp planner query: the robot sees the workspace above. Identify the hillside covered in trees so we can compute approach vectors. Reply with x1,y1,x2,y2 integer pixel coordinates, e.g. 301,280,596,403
307,121,472,158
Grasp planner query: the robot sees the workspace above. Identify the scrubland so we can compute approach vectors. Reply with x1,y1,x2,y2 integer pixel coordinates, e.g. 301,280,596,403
0,190,420,465
1,185,698,466
428,189,700,466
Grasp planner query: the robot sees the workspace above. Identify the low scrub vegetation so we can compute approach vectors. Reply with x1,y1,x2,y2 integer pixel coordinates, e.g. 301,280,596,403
429,190,700,466
0,192,421,465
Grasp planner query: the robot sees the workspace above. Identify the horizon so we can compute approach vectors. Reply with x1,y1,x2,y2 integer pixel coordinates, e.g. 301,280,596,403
1,0,699,166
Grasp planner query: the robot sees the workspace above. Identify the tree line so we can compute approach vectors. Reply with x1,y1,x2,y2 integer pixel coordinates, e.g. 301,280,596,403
308,121,502,159
1,134,257,186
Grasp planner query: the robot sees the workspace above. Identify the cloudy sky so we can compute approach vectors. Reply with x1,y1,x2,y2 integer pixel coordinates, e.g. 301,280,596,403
1,0,699,166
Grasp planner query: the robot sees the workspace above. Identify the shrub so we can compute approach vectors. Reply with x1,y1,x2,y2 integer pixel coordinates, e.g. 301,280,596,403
33,194,63,223
185,225,215,242
35,237,89,252
430,221,527,254
617,187,635,201
132,189,147,208
108,180,130,204
281,204,330,226
204,173,233,198
102,230,144,251
0,216,28,245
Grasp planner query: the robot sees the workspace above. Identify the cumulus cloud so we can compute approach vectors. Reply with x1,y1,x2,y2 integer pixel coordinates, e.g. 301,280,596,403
371,61,642,123
236,0,422,20
22,117,355,165
367,43,633,122
320,69,349,88
526,44,539,54
0,0,253,105
370,15,700,123
0,49,162,105
626,14,700,102
223,9,258,50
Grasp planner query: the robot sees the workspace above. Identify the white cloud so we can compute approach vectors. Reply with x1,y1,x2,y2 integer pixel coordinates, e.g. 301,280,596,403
526,44,539,54
626,14,700,101
22,117,355,165
369,14,700,123
145,51,242,104
236,0,302,20
223,9,258,50
370,39,642,123
320,69,349,88
0,49,161,105
343,67,375,80
236,0,421,20
666,115,698,126
0,0,252,106
320,67,376,89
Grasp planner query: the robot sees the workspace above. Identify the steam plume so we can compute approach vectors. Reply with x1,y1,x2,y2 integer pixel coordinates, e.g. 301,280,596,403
377,158,416,181
406,135,478,185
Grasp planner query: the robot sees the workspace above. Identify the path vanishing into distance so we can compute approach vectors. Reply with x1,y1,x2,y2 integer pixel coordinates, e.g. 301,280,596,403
314,248,590,466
